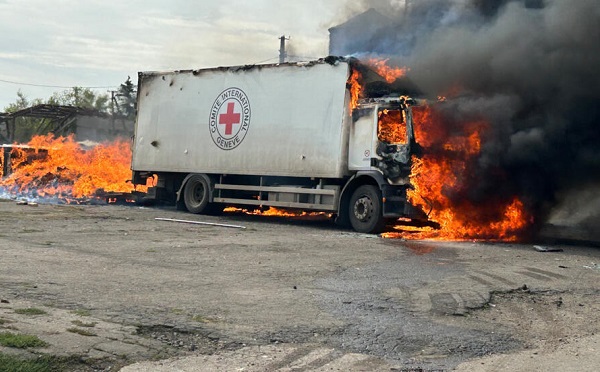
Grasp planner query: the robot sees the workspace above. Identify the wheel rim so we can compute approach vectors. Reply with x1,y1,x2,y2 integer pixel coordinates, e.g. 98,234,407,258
354,195,373,222
193,184,204,203
188,181,205,208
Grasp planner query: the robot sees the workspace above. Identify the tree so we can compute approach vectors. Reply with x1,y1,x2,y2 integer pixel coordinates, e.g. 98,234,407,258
112,76,136,120
48,87,109,112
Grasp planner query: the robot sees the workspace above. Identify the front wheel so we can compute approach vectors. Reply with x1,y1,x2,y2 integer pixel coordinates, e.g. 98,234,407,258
349,185,386,234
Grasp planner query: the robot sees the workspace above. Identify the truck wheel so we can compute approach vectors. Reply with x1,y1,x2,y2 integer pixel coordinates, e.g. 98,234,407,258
183,175,210,214
349,185,386,234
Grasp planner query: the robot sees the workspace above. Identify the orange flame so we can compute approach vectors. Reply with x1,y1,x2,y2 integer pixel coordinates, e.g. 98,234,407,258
0,134,147,201
378,109,407,144
368,58,408,83
224,206,329,218
348,69,362,110
384,104,532,241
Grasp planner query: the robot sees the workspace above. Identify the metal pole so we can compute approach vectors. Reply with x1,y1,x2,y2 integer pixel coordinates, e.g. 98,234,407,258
155,217,246,229
279,35,289,63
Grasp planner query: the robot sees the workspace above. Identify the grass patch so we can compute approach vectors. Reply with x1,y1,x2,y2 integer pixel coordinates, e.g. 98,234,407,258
0,332,47,348
71,320,97,328
0,352,74,372
14,308,47,316
0,318,8,325
191,315,212,323
70,309,91,317
66,327,96,337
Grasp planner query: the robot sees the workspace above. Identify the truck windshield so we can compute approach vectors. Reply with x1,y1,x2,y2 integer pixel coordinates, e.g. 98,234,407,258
377,109,407,144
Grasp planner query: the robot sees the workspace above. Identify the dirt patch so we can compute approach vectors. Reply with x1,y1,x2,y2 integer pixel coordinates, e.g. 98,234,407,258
467,286,600,351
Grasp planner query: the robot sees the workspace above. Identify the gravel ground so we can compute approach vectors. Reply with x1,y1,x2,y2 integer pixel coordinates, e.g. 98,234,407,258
0,200,599,371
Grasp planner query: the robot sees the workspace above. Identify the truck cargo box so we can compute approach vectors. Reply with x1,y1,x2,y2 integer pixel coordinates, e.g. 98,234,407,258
132,61,353,179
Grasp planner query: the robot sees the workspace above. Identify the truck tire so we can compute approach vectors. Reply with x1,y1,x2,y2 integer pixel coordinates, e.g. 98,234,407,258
183,174,210,214
349,185,386,234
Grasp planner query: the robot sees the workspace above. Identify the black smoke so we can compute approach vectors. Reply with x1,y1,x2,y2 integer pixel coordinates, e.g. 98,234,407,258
337,0,600,232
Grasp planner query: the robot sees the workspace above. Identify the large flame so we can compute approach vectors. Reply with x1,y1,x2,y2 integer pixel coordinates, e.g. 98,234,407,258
349,59,531,241
0,134,146,202
384,104,532,241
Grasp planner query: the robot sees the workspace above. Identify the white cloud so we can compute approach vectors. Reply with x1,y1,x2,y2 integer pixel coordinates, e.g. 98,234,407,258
0,0,348,109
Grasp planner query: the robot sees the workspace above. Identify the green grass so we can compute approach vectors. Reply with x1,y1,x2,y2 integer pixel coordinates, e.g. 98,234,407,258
71,320,97,328
0,352,74,372
0,332,47,348
13,308,47,316
70,309,91,317
191,314,212,323
66,327,96,337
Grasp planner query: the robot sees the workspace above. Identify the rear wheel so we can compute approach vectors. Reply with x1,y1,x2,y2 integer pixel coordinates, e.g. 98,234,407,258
349,185,386,234
183,175,210,214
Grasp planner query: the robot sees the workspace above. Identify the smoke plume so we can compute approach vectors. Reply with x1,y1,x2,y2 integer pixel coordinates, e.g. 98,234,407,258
338,0,600,231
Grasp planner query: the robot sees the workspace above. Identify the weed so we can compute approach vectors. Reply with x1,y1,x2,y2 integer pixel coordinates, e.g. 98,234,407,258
71,320,97,328
0,332,48,348
66,327,96,337
14,308,47,316
71,309,91,317
0,352,75,372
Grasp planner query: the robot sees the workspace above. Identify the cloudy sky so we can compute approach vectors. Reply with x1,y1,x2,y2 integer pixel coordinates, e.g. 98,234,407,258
0,0,358,109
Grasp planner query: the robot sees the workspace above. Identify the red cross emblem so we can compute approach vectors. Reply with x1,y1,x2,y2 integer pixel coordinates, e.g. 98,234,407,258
219,102,241,136
209,87,251,150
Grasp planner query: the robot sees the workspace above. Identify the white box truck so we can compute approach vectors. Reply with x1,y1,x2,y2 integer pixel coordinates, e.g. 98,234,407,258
131,57,427,233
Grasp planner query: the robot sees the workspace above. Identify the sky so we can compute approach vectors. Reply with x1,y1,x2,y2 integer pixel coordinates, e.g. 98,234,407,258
0,0,355,110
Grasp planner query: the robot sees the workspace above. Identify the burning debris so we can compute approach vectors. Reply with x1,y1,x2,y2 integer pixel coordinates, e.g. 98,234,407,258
0,134,147,203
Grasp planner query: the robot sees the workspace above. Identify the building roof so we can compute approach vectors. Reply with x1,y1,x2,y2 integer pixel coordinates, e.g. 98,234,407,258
0,104,106,122
0,104,109,143
328,8,392,33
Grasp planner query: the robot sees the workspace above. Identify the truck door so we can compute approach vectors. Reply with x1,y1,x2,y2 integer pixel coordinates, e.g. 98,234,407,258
348,107,377,171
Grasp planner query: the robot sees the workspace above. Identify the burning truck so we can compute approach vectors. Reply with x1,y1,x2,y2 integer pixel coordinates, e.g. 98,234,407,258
131,57,429,233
